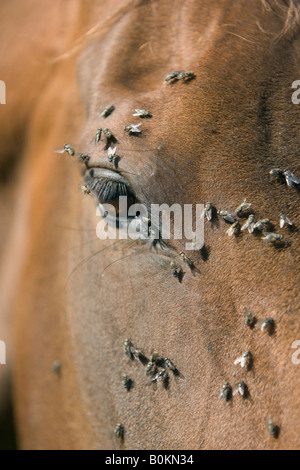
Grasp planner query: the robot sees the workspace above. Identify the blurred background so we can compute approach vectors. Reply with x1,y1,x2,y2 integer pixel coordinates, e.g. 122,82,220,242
0,0,90,449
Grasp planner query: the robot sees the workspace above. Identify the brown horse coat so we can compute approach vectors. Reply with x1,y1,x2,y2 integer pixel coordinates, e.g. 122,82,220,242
1,0,300,449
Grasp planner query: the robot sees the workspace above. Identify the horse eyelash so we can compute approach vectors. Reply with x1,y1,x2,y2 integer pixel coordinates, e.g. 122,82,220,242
84,174,132,202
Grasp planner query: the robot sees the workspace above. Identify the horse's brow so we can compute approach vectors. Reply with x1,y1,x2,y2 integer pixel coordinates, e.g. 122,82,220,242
57,0,300,63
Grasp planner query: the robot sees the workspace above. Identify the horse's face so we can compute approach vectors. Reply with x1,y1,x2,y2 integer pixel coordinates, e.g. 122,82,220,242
12,0,300,449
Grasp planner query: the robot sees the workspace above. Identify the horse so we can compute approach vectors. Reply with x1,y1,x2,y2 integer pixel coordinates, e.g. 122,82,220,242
1,0,300,449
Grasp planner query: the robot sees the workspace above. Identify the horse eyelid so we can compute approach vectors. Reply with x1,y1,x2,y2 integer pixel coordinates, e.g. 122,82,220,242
84,170,134,203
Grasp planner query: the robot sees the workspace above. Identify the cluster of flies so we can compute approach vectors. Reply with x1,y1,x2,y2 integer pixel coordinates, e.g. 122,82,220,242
204,168,299,245
123,339,181,389
57,69,286,443
164,70,196,83
114,339,182,443
55,143,91,198
220,313,278,438
171,165,292,440
102,70,192,443
55,69,195,171
168,166,299,281
245,313,276,335
220,351,253,402
168,171,298,282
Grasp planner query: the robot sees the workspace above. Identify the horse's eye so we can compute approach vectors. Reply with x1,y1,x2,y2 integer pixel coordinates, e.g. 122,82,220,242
84,168,135,219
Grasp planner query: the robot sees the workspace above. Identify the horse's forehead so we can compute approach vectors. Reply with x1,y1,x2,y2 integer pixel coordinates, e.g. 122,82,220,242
77,0,292,142
77,0,288,92
77,39,297,208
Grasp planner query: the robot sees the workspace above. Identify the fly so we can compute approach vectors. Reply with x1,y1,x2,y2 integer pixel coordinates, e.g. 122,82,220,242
253,219,271,232
279,213,294,229
261,318,275,335
100,105,115,118
234,351,253,371
55,143,75,156
220,383,232,402
132,109,151,118
241,215,255,234
124,123,142,134
226,221,240,237
218,210,236,223
95,128,102,144
235,199,252,217
284,169,300,187
204,203,213,222
262,232,283,243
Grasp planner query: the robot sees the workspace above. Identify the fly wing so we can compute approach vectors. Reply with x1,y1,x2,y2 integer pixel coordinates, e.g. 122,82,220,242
284,170,300,186
291,172,300,185
241,221,249,231
248,222,255,234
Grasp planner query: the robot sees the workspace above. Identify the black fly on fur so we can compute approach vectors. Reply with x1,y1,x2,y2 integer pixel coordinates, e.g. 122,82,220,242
170,261,184,282
267,419,280,439
95,128,102,144
164,71,195,83
100,105,115,118
245,312,257,329
52,361,62,375
233,381,249,399
114,423,125,442
123,339,148,365
55,143,75,156
95,128,117,148
220,383,232,402
122,374,134,392
218,210,236,224
78,153,90,165
179,252,195,269
261,318,275,335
